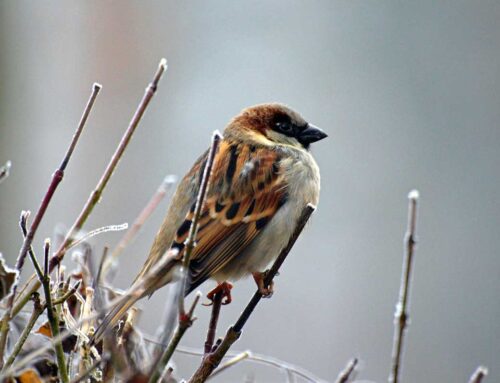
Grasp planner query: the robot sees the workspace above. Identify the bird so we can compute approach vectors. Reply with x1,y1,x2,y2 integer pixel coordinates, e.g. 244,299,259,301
92,103,326,342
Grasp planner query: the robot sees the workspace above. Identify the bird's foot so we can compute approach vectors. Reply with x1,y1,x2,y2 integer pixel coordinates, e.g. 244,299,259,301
253,271,274,298
204,281,233,306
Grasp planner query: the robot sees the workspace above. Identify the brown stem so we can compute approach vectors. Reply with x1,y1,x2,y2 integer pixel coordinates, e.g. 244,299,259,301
388,190,419,383
188,204,316,383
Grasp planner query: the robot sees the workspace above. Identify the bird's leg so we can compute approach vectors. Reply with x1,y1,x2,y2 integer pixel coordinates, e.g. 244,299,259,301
252,271,274,298
204,281,233,306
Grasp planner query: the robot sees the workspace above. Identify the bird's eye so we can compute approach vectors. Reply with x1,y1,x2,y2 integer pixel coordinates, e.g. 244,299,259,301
275,121,293,134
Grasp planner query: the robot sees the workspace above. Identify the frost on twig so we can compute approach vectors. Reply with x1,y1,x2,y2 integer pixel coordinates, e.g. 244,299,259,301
468,366,488,383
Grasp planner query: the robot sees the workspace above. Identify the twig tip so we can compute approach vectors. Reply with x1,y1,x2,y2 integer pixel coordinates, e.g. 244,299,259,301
159,58,168,69
408,189,419,201
93,82,102,91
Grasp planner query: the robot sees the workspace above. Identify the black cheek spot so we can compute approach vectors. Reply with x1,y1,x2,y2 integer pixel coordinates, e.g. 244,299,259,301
176,219,192,237
226,202,240,220
255,216,270,230
258,182,265,191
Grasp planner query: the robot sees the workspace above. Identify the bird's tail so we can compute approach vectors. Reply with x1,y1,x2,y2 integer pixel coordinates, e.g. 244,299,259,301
90,253,180,345
90,288,144,345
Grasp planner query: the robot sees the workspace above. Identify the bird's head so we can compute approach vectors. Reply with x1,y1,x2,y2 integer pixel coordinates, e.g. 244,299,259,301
225,103,327,150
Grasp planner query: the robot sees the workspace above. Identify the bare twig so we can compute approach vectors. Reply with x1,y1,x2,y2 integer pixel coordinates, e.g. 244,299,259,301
388,190,419,383
16,83,101,294
0,160,12,184
149,292,202,383
49,59,167,271
12,59,167,319
335,358,358,383
188,204,316,383
179,131,222,316
468,366,488,383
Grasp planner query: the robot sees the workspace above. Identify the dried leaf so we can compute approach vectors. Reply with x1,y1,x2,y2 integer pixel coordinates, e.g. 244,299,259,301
0,253,18,302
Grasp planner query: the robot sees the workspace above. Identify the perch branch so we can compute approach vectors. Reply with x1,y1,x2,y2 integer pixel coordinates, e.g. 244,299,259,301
335,358,358,383
188,204,316,383
204,291,223,354
388,190,419,383
468,366,488,383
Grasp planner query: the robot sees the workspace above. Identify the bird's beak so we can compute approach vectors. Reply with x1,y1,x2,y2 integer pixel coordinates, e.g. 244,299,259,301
298,123,328,145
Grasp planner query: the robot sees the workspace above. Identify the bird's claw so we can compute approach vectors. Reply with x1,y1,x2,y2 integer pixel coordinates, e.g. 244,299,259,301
203,281,233,306
253,271,274,298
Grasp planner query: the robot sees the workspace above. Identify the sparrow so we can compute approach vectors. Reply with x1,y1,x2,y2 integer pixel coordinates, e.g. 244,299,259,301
93,103,326,341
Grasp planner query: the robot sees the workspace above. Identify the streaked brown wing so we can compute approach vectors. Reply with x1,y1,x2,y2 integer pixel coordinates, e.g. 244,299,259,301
172,140,288,294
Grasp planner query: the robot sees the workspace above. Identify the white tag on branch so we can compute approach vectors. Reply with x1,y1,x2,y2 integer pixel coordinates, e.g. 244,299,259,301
0,253,18,302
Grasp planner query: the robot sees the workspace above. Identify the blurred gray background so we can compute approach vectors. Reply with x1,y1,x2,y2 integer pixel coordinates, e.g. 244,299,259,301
1,1,499,382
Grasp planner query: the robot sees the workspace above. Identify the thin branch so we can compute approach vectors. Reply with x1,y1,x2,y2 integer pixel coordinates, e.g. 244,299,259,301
16,83,101,289
12,59,167,319
39,239,69,383
179,131,222,316
149,292,202,383
388,190,419,383
188,204,316,383
49,58,167,271
335,358,358,383
468,366,488,383
0,160,12,184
